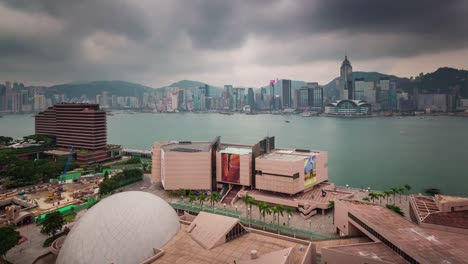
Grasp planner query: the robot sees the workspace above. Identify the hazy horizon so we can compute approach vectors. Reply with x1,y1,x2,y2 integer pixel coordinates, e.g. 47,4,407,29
1,0,468,88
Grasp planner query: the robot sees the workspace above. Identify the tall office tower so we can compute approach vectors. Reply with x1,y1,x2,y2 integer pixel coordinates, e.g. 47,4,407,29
0,85,6,111
223,85,233,110
247,88,255,111
11,93,22,113
339,56,353,100
102,91,110,108
298,88,309,109
308,86,324,112
354,78,376,105
269,80,276,110
281,79,292,109
177,88,185,110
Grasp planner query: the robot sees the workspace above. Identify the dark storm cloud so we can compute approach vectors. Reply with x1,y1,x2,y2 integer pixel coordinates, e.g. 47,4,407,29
0,0,467,86
0,0,149,41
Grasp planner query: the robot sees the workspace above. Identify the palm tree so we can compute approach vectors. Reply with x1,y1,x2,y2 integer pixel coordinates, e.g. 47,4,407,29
243,194,255,217
272,205,284,226
398,187,405,203
188,190,196,205
377,193,384,204
258,202,270,222
368,192,377,203
390,188,398,205
198,193,206,210
362,196,370,202
404,184,411,200
209,192,219,208
328,200,335,224
383,191,391,204
286,207,293,226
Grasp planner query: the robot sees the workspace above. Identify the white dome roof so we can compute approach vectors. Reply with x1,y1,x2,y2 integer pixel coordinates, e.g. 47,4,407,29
57,191,180,264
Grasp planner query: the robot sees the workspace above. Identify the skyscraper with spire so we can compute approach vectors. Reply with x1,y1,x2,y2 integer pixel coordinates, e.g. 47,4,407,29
339,55,353,100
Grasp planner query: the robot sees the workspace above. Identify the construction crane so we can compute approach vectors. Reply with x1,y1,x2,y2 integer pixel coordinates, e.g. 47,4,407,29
58,145,75,186
63,145,75,175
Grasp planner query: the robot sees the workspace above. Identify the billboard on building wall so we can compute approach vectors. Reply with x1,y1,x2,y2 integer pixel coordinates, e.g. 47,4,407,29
304,156,317,188
221,153,240,184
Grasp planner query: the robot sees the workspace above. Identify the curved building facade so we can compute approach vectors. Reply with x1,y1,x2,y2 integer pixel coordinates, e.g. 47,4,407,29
325,100,371,116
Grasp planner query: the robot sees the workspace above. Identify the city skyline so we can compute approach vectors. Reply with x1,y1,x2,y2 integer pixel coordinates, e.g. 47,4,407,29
0,1,468,87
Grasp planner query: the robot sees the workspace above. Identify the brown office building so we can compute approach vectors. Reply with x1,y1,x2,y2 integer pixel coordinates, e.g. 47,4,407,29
35,103,121,164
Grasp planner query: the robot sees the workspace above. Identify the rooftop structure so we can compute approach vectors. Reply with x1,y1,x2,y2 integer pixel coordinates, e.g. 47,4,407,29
330,199,468,264
154,212,313,264
410,194,468,234
56,191,180,264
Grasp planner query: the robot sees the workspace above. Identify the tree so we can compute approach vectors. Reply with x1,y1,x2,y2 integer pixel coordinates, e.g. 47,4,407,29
328,200,335,224
258,202,270,222
40,211,64,237
386,204,405,217
390,188,398,205
243,194,256,217
404,184,411,200
198,193,207,210
103,170,109,180
0,226,21,261
398,187,405,203
209,192,219,208
368,192,378,203
362,196,370,202
383,191,391,204
286,207,293,226
272,205,284,226
188,191,196,204
178,189,186,198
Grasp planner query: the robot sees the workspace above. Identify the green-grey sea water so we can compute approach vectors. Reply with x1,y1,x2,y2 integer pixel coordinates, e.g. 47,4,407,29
1,113,467,196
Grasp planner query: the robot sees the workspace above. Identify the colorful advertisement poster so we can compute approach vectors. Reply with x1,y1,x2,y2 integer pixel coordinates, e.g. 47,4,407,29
304,156,317,188
221,153,240,183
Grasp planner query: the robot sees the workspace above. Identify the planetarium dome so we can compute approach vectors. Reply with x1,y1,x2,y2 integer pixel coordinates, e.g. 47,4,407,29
56,191,180,264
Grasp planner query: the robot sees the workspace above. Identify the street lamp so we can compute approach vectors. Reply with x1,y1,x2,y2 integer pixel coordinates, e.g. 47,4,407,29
223,203,226,209
367,187,371,192
288,215,291,227
345,184,349,189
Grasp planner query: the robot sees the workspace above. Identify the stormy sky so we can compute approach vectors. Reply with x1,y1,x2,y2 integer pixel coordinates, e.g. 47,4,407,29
1,0,467,87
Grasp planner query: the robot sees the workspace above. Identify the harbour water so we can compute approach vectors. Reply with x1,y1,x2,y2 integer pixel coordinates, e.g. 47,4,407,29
1,113,468,196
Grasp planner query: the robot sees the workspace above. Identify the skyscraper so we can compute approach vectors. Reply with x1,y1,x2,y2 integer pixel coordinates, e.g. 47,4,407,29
247,88,255,112
281,79,292,109
339,56,353,100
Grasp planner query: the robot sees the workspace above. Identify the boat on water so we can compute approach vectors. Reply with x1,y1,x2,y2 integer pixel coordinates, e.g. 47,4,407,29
219,112,234,115
285,120,290,123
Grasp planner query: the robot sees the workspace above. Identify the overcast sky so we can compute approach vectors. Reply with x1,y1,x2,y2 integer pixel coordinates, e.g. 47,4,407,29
1,0,468,88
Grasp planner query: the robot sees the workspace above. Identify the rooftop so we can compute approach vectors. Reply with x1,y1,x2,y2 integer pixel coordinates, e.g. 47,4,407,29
410,195,468,230
342,200,468,263
325,242,407,264
219,145,252,155
153,223,309,264
258,149,322,162
162,141,212,152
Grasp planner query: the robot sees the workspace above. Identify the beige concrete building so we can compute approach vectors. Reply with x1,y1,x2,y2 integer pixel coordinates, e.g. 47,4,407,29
152,141,216,190
255,149,328,195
